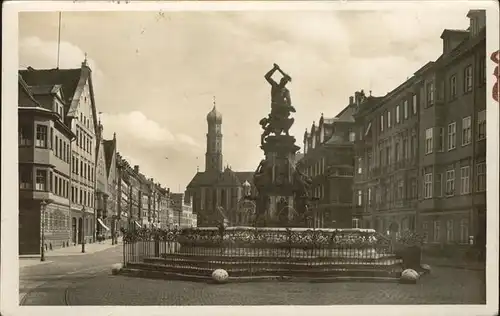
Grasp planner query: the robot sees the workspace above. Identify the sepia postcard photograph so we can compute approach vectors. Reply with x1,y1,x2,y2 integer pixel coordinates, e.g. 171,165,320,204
1,1,499,316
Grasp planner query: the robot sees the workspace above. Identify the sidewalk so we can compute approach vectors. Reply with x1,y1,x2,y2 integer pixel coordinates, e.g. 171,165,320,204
422,256,485,271
20,238,122,268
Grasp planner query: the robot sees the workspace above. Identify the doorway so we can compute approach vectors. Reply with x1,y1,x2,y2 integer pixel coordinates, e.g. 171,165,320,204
72,217,77,244
78,218,83,244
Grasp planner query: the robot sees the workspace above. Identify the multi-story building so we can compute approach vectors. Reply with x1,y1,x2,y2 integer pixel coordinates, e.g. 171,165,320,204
95,121,110,239
186,103,255,227
301,93,368,229
103,134,118,239
417,10,486,253
353,79,421,233
20,59,99,247
170,193,196,228
18,75,75,254
156,185,171,229
116,153,131,230
352,11,486,255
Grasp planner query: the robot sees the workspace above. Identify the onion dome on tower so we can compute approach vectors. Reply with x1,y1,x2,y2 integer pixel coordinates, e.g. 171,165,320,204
206,97,222,123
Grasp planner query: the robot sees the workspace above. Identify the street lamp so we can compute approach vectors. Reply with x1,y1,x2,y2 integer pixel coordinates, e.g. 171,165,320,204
40,200,47,262
82,206,86,253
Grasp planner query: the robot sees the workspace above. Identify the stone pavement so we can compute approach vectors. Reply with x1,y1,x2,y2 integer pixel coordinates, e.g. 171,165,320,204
19,238,123,269
422,256,485,271
20,265,485,305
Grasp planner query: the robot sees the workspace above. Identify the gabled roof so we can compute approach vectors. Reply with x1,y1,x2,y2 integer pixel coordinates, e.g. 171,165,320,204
18,74,39,107
186,169,254,188
103,138,116,178
19,62,99,134
19,68,81,109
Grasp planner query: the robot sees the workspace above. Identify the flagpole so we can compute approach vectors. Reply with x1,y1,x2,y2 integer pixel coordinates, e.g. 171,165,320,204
57,11,62,69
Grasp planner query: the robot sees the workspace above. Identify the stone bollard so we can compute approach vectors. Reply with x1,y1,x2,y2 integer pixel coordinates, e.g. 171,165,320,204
111,263,124,275
211,269,229,284
400,268,419,284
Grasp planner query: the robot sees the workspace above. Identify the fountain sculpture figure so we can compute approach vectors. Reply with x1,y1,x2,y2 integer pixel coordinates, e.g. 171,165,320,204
249,63,314,227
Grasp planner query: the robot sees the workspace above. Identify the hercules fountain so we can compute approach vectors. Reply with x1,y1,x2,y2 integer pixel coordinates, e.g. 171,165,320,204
119,64,423,284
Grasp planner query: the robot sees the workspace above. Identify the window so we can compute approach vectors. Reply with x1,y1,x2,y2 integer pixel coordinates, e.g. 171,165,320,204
380,115,384,132
436,173,443,197
386,145,391,165
446,220,454,242
395,142,401,162
352,218,360,229
437,127,444,152
460,219,469,244
464,65,473,92
356,190,363,206
396,105,400,123
460,166,471,194
54,175,59,194
368,188,372,205
80,161,84,177
402,138,408,160
410,178,418,199
477,110,486,140
425,128,433,154
411,134,417,157
19,124,33,146
397,180,404,201
403,100,408,119
447,122,456,150
35,125,48,148
433,220,441,242
426,82,434,106
449,75,457,98
446,169,455,196
59,138,63,158
422,221,429,242
424,172,433,199
479,56,486,85
412,94,417,114
357,158,363,174
477,162,486,191
462,116,472,146
19,167,32,189
349,132,356,142
387,111,391,128
35,169,47,191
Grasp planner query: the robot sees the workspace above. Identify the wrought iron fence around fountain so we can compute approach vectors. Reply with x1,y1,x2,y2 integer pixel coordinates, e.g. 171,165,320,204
122,226,399,269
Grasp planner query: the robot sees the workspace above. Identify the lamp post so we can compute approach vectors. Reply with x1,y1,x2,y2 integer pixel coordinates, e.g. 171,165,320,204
81,206,86,253
40,200,47,262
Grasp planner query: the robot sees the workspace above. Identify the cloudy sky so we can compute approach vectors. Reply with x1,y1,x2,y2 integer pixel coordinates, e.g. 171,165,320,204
19,6,474,192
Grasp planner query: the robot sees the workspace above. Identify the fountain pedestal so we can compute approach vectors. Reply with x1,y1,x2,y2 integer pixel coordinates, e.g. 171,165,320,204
254,135,305,227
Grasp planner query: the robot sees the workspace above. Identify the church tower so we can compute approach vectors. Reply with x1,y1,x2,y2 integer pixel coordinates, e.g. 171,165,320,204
205,97,223,173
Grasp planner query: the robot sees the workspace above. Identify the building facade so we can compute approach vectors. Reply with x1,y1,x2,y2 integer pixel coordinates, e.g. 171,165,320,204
353,80,421,234
20,60,99,250
352,11,486,255
18,75,75,254
417,10,486,254
302,94,367,229
103,134,118,239
95,121,110,239
186,104,255,227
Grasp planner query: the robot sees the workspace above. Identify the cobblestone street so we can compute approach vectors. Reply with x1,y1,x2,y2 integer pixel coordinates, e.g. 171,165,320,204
21,246,486,305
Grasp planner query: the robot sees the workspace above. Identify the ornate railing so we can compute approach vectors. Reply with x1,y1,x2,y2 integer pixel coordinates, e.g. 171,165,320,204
121,226,399,265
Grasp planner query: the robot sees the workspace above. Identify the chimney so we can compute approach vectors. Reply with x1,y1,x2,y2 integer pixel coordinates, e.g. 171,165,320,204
27,66,35,71
349,96,354,105
134,165,139,173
